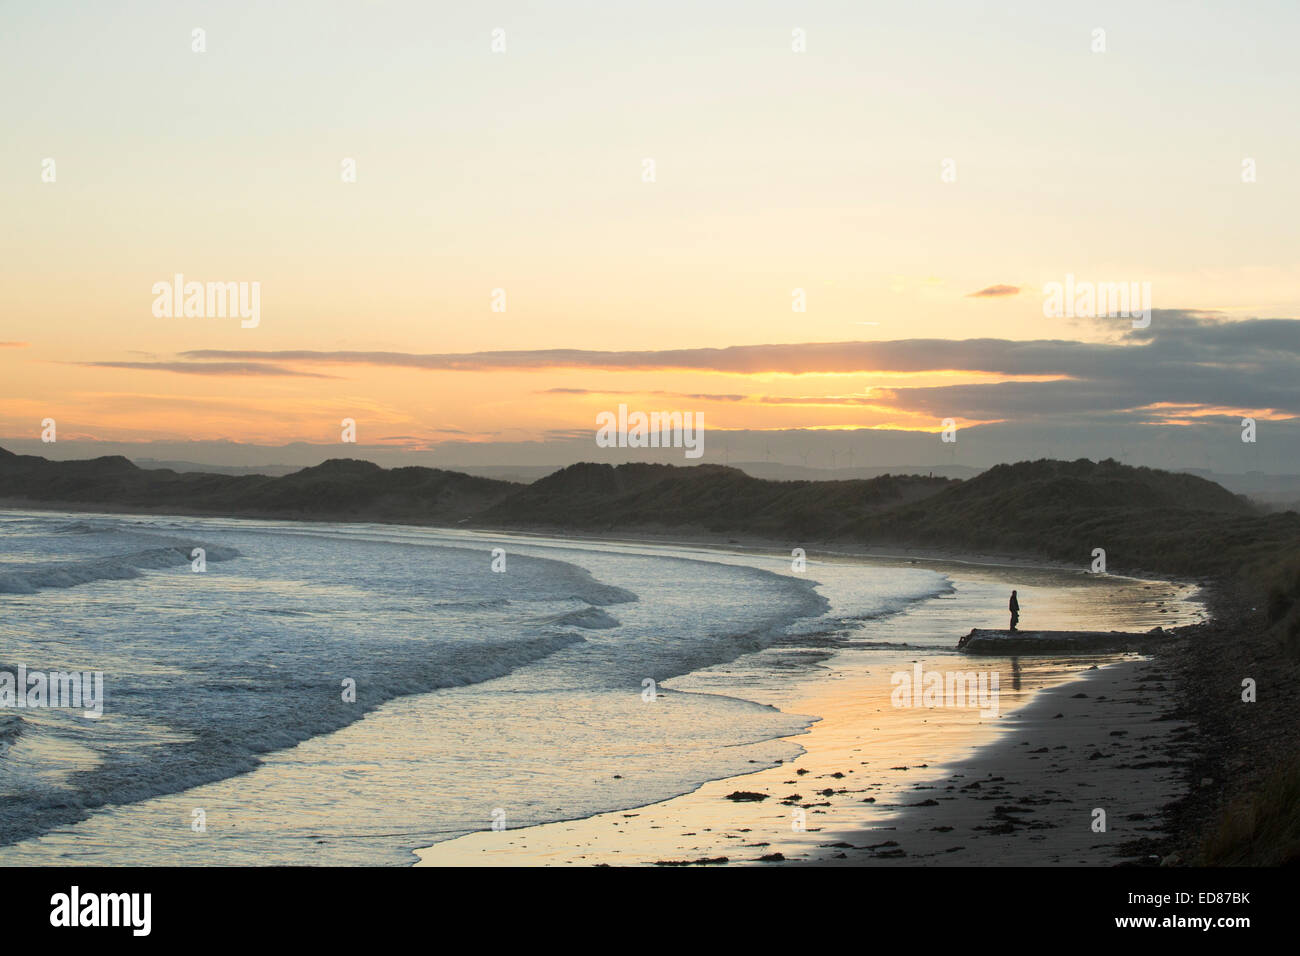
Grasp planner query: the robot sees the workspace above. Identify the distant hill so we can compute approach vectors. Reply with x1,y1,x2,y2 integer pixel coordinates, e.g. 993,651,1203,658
0,449,518,524
131,458,301,477
847,458,1295,582
441,464,566,484
475,462,953,537
1175,467,1300,511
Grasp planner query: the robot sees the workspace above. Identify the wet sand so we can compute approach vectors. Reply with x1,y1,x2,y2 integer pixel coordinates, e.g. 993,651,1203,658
808,657,1189,865
416,553,1201,867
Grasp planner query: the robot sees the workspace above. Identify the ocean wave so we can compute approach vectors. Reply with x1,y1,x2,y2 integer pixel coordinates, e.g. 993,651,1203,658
0,715,22,745
840,585,956,621
51,521,110,535
0,629,586,846
0,515,957,860
539,606,622,630
430,598,511,610
0,543,241,594
783,576,952,639
561,583,638,606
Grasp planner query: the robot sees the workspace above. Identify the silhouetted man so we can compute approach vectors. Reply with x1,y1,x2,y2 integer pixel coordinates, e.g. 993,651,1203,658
1009,590,1020,632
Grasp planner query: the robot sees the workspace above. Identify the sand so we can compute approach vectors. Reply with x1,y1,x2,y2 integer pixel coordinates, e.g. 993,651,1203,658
808,658,1190,865
416,559,1197,867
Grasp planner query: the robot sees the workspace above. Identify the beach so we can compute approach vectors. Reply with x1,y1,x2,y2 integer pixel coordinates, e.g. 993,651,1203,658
0,509,1203,865
416,655,1187,866
415,551,1201,866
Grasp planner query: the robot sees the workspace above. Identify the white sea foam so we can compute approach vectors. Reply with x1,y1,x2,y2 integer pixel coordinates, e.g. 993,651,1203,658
0,544,240,594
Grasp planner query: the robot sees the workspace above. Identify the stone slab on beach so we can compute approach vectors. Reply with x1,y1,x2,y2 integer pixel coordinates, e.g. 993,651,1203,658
957,626,1175,654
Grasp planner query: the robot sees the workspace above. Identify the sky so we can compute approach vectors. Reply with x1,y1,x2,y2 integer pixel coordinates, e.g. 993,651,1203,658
2,0,1298,472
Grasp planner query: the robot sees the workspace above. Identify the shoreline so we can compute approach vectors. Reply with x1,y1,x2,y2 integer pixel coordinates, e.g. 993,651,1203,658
415,554,1202,867
0,502,1215,865
413,650,1192,867
415,655,1189,867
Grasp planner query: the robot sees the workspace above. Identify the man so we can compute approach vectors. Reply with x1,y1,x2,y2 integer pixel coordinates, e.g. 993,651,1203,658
1009,590,1020,632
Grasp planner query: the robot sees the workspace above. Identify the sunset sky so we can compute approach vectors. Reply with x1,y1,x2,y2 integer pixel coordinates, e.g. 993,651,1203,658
2,0,1297,466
